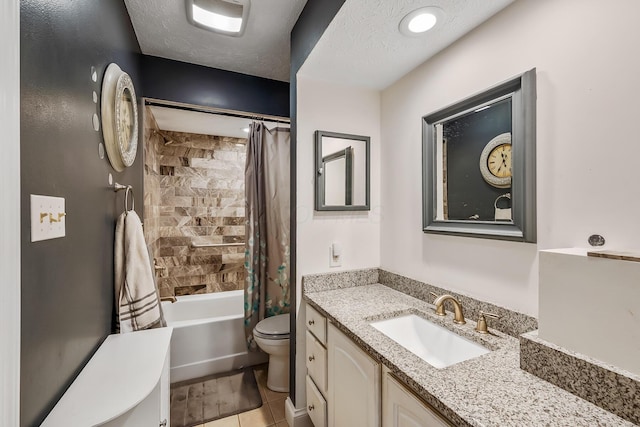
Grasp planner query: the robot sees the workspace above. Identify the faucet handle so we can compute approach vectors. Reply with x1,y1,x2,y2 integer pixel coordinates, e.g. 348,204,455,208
429,292,446,316
475,311,500,334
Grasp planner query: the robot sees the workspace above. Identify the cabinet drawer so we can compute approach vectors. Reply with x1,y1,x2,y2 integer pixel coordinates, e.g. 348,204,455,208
306,375,327,427
306,304,327,345
306,330,327,395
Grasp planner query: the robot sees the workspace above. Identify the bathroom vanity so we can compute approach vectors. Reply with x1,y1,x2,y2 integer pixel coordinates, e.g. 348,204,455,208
303,276,634,426
306,303,461,426
41,327,172,427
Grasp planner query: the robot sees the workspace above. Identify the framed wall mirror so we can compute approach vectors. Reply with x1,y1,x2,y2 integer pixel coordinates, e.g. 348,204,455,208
315,130,370,211
422,69,536,242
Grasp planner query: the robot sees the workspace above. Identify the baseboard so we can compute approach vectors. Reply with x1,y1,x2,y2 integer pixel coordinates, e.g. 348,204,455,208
285,397,313,427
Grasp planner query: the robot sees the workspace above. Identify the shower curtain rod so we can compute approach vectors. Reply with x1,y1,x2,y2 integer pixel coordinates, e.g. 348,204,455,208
144,98,291,124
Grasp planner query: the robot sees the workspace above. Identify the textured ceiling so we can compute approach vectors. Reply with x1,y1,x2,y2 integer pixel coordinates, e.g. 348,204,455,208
124,0,308,82
299,0,515,89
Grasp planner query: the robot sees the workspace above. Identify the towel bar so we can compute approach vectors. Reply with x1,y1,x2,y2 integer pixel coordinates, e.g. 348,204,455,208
113,182,134,212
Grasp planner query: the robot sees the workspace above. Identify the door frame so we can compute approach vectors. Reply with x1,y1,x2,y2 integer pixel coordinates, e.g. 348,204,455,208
1,0,21,425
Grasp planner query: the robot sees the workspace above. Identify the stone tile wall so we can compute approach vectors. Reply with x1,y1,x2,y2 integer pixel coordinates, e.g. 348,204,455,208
143,106,163,261
144,108,247,297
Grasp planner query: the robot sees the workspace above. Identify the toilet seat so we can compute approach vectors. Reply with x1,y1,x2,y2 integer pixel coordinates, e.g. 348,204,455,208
254,313,290,340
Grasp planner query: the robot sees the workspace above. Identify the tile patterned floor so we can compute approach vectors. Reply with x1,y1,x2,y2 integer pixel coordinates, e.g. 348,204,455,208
192,365,289,427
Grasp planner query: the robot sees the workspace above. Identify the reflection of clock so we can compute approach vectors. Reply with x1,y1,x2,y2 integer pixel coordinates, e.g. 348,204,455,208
101,63,138,172
479,133,511,188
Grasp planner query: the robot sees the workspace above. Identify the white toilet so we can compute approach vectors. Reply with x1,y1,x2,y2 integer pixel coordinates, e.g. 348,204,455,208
253,313,290,392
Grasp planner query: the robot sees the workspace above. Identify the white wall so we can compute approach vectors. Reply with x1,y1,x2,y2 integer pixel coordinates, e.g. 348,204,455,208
0,0,20,424
295,75,381,406
381,0,640,316
296,75,381,279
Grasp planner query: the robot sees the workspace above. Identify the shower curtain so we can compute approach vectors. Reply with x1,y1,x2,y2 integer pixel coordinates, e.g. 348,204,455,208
244,122,291,349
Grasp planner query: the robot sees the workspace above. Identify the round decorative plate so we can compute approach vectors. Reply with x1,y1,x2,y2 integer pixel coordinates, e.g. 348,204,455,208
101,63,138,172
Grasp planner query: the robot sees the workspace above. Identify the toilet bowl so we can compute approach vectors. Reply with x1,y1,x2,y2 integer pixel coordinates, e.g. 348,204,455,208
253,313,290,392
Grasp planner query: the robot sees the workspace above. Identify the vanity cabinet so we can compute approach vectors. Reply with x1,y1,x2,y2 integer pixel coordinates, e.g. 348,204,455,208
306,304,328,427
304,303,454,427
328,323,381,427
382,367,453,427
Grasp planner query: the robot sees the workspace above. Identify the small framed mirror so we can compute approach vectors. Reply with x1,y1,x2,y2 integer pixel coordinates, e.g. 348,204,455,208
315,130,370,211
422,69,536,242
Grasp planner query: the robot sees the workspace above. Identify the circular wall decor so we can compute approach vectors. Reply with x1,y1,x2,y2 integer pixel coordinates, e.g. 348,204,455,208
479,132,512,188
101,63,138,172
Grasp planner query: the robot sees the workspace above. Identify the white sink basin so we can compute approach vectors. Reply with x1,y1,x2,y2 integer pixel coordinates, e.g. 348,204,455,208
370,314,490,369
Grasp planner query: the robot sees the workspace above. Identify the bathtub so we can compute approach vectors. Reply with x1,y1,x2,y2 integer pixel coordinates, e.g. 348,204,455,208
161,290,267,383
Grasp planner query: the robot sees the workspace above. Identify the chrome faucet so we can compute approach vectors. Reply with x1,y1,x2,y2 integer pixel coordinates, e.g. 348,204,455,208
432,294,466,325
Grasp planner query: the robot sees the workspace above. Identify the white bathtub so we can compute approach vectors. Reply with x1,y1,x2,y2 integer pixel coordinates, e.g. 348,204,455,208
161,290,267,383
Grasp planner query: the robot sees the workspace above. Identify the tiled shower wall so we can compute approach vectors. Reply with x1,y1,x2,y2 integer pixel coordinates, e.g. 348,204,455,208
144,107,247,297
143,107,163,268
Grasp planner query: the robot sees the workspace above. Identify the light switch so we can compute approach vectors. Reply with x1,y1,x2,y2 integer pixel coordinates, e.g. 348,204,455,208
329,242,342,268
31,195,66,242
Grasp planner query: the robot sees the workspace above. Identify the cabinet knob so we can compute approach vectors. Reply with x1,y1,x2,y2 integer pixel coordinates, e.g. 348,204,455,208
308,404,315,411
159,419,167,427
308,355,315,362
308,319,315,326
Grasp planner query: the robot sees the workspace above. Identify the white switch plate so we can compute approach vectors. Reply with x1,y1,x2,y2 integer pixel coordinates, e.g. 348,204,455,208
31,195,66,242
329,245,342,268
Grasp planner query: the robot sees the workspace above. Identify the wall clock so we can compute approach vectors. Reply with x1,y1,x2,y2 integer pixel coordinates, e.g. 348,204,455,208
479,132,511,188
101,63,138,172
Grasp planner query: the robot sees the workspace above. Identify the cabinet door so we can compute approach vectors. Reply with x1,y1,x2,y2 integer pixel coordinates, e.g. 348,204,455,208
382,372,453,427
328,323,380,427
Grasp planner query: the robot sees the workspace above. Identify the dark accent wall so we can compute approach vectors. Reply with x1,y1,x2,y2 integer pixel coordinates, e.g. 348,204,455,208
140,55,290,118
20,1,142,425
445,100,512,221
289,0,346,405
290,0,346,75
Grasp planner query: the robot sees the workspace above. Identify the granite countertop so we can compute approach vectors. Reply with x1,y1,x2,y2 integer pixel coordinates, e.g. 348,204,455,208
304,284,634,427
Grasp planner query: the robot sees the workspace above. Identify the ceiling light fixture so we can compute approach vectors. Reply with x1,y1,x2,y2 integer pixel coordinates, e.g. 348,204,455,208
399,6,443,37
185,0,251,37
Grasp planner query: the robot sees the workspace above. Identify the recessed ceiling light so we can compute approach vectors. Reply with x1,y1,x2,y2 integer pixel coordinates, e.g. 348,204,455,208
399,6,443,37
185,0,251,37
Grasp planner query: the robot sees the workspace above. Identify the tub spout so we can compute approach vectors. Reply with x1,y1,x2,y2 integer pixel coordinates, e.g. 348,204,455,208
160,296,177,303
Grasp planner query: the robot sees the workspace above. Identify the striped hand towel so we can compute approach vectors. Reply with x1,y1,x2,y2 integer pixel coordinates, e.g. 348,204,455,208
114,210,162,332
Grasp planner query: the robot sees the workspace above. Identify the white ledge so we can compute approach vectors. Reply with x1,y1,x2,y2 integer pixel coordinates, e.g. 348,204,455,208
42,327,173,426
